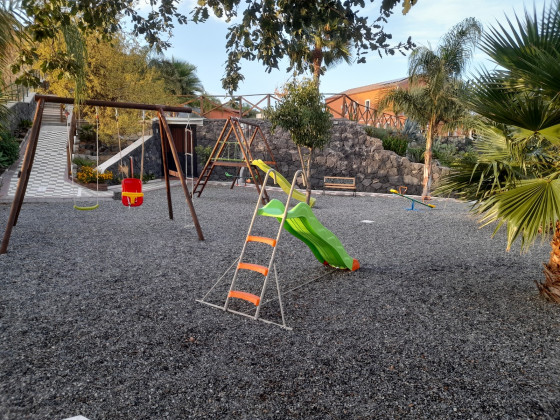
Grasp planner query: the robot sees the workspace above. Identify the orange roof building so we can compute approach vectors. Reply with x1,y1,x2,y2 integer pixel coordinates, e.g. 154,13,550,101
326,77,408,128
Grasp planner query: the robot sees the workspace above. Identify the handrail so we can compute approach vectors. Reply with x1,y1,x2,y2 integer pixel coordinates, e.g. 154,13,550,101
178,92,405,129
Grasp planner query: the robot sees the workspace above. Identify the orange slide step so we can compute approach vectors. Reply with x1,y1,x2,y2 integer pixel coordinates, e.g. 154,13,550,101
228,290,260,306
246,235,277,247
238,262,269,276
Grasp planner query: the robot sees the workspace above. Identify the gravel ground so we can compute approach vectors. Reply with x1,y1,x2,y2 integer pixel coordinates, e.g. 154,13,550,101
1,184,559,420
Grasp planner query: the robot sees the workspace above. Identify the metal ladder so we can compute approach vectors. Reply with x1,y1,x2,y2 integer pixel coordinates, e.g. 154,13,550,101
197,168,303,330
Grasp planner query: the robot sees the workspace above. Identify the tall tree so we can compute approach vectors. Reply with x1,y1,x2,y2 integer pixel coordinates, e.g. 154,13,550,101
0,2,23,128
193,0,418,92
150,57,204,97
37,33,176,144
13,0,188,87
380,17,482,198
13,0,418,96
444,2,560,302
265,78,332,204
293,18,353,83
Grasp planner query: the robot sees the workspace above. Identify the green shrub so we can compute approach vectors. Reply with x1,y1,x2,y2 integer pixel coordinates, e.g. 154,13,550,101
72,157,95,168
131,172,156,183
433,142,459,167
18,119,32,130
195,145,212,164
0,151,11,167
401,119,425,143
78,124,96,142
458,147,478,165
382,134,408,156
407,146,424,163
364,126,389,140
0,131,19,168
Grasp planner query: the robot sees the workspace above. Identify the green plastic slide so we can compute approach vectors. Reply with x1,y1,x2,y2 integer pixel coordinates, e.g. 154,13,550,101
258,199,359,271
251,159,316,207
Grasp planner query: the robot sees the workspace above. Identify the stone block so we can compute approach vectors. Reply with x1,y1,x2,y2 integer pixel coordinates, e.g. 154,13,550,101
403,175,420,185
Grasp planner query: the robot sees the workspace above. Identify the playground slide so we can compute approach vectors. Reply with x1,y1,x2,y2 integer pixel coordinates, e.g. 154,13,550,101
258,199,359,271
251,159,316,207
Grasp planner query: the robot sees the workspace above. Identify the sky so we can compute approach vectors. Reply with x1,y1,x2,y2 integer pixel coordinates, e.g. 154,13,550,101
154,0,544,97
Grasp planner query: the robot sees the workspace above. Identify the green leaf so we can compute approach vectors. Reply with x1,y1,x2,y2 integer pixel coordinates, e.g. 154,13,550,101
476,177,560,250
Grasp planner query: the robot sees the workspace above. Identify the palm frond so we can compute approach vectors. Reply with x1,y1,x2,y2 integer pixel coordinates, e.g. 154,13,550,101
438,17,483,77
378,86,431,126
468,71,560,140
480,1,560,96
475,176,560,250
435,123,560,202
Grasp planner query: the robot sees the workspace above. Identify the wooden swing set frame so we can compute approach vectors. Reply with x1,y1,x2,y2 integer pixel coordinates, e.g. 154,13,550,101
192,117,276,204
0,94,204,254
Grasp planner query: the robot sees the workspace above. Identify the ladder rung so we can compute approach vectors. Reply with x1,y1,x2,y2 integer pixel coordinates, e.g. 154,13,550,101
228,290,260,306
238,262,269,276
246,235,277,247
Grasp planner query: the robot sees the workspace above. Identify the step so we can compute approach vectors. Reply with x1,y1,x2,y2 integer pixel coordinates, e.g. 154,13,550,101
246,235,276,247
228,290,260,306
237,262,268,276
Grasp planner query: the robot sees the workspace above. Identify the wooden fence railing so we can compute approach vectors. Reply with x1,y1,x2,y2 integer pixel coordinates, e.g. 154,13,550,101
177,92,406,130
324,93,406,129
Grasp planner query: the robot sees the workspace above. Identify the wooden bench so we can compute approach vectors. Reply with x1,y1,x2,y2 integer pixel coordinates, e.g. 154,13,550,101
323,176,356,196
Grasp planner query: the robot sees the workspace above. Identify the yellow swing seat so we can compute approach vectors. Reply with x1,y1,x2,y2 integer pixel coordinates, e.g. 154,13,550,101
73,203,100,211
122,191,144,205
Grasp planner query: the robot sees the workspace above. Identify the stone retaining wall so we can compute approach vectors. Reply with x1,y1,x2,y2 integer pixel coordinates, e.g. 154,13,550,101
102,122,163,179
6,101,36,134
197,119,449,195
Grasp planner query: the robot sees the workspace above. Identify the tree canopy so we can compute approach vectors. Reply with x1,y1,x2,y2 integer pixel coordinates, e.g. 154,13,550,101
149,57,204,97
12,0,188,86
193,0,418,92
10,0,419,94
265,78,332,203
37,32,178,143
437,2,560,301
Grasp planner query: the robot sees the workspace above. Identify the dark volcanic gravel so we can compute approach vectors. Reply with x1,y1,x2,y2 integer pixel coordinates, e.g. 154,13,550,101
1,184,559,419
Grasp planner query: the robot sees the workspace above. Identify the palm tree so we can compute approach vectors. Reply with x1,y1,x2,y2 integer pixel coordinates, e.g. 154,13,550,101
171,58,204,96
307,21,352,82
150,56,204,97
450,2,560,302
379,17,482,198
284,16,353,84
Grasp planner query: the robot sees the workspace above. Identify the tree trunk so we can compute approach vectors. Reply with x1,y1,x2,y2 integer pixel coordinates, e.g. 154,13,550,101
422,116,436,199
312,46,322,82
538,220,560,303
296,145,313,205
305,149,313,205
